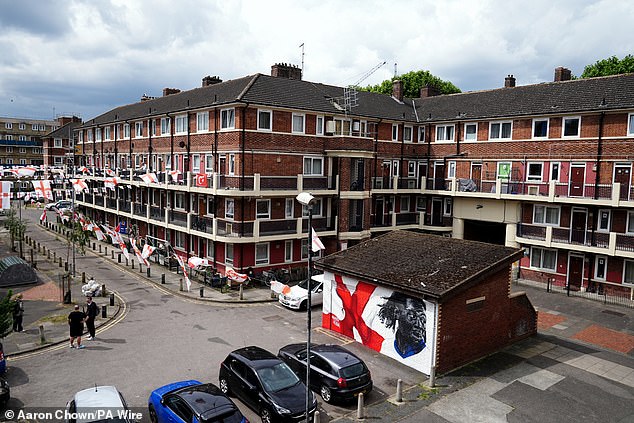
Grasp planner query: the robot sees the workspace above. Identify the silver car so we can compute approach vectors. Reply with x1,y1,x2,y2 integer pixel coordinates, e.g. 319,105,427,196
66,386,133,423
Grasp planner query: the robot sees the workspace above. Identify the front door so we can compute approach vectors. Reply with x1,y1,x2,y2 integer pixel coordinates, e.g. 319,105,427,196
614,164,631,200
471,164,482,190
374,197,384,226
433,163,446,190
569,165,585,197
570,208,587,244
567,254,584,291
431,198,443,226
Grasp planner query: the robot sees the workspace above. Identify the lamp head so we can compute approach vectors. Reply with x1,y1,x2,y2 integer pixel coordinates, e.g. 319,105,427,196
296,192,314,206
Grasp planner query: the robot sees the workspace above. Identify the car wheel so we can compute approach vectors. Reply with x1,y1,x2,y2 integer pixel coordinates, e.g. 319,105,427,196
219,377,230,395
148,404,158,423
300,301,307,311
320,385,332,403
260,407,274,423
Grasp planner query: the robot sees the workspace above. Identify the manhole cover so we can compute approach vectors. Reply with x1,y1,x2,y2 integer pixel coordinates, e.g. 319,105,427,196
602,309,625,317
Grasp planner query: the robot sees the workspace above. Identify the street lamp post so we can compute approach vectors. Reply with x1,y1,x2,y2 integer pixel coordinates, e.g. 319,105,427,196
296,191,314,423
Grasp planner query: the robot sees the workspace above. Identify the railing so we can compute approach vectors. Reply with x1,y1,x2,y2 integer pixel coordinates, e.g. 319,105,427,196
149,206,163,221
303,177,328,190
169,209,188,227
85,194,93,204
216,220,253,237
260,176,298,190
133,203,145,217
517,223,547,240
518,224,634,252
191,215,213,234
118,199,131,213
425,178,446,191
106,198,117,209
396,212,419,225
615,234,634,252
259,219,296,236
397,177,419,189
94,195,104,207
301,216,329,231
218,175,254,190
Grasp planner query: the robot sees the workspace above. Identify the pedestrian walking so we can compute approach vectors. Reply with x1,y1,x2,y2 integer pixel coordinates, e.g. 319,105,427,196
12,294,24,333
68,304,86,349
84,296,98,340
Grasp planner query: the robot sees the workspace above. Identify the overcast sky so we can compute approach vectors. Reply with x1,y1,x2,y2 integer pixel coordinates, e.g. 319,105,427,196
0,0,632,121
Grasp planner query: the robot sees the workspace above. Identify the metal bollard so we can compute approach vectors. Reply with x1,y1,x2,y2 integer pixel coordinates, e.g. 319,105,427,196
239,283,244,300
118,254,121,263
82,272,86,284
396,379,403,402
101,305,107,318
99,244,102,253
139,264,143,273
428,366,436,388
47,250,51,260
101,284,106,297
59,257,62,267
146,267,151,277
313,410,320,423
109,293,115,306
39,325,46,344
92,242,95,250
179,278,183,291
111,251,114,259
357,392,364,419
105,246,108,255
161,274,165,284
53,251,56,261
64,262,68,271
199,287,204,298
131,260,134,269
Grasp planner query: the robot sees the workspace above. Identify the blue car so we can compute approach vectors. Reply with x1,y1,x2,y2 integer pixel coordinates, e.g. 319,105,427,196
148,380,247,423
0,342,6,374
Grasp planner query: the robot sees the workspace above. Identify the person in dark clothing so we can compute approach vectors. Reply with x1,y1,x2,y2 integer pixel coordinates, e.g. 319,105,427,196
12,294,24,333
68,304,86,349
84,296,98,340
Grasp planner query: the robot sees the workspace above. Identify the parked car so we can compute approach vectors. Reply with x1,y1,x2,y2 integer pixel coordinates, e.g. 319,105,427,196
46,200,72,211
219,346,317,423
278,344,372,403
0,378,9,408
0,342,6,374
66,386,132,423
148,380,247,423
278,274,324,310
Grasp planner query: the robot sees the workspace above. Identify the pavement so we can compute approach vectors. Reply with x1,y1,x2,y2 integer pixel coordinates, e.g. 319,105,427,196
2,209,634,421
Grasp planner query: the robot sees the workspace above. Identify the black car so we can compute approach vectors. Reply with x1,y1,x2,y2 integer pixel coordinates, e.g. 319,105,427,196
0,378,9,408
278,344,372,403
219,346,317,423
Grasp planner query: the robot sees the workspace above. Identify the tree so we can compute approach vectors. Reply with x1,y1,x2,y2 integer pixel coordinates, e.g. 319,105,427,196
0,290,14,338
362,70,461,97
581,55,634,78
4,208,25,257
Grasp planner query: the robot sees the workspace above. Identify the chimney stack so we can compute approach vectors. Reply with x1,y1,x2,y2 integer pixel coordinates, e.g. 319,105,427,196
419,84,441,98
504,75,516,88
271,63,302,80
202,76,222,87
162,88,181,97
554,67,572,82
392,80,404,102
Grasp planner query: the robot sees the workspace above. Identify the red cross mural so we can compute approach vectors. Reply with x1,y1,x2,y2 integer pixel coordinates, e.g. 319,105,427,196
0,182,11,210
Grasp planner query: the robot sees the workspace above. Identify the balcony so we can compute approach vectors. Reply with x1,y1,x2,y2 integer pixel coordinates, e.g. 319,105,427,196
95,195,104,207
169,209,188,227
191,215,213,234
118,199,131,213
216,219,253,237
259,219,296,236
149,205,164,221
133,203,146,217
106,198,117,209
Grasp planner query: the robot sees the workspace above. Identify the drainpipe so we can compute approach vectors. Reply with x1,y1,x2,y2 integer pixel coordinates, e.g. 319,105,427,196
127,121,132,169
212,103,218,266
455,120,461,156
239,103,248,271
148,111,153,172
590,109,606,249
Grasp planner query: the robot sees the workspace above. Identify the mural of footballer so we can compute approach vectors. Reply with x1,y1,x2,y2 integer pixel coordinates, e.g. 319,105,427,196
378,292,427,358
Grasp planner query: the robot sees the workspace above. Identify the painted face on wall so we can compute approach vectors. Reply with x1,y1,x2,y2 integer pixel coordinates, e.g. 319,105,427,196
378,292,427,358
399,298,426,344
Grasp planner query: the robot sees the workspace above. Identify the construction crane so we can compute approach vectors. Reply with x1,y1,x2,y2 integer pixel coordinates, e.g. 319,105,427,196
343,61,387,112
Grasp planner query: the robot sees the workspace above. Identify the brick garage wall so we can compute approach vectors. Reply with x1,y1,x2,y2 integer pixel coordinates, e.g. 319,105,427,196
435,267,531,374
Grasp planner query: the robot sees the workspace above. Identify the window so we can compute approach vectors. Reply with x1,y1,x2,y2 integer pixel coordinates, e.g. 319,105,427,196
627,211,634,233
228,154,235,175
174,193,185,209
285,198,294,219
418,127,426,142
562,117,580,137
628,113,634,136
316,116,324,135
19,159,26,165
95,128,102,141
400,196,410,212
135,122,143,137
497,162,512,180
256,200,270,219
104,126,111,140
6,159,12,164
392,124,398,141
447,161,456,179
79,132,84,143
533,205,560,226
221,108,235,129
225,244,234,265
5,135,11,141
416,196,426,211
490,121,512,140
292,114,305,133
302,198,322,217
18,135,26,141
436,124,454,141
161,118,170,135
303,157,323,176
197,112,209,132
54,139,62,147
624,260,634,285
39,124,45,131
4,122,11,129
205,155,214,172
174,232,184,249
444,198,452,216
301,239,309,260
192,154,200,172
527,162,543,181
285,240,293,262
225,198,234,219
532,119,549,138
530,247,557,271
255,243,269,265
403,126,413,142
19,123,25,130
5,147,12,153
33,148,40,153
598,209,610,232
464,123,477,141
175,115,187,134
408,161,416,177
550,162,560,182
54,157,62,165
595,256,607,280
258,110,272,131
124,123,130,138
18,148,26,153
32,124,38,130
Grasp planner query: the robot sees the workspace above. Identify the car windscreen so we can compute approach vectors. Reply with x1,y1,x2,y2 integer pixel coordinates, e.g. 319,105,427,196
340,362,367,379
257,363,300,392
297,279,320,291
202,409,243,423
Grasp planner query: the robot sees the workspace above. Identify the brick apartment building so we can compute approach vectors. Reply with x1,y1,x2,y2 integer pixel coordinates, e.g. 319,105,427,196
41,116,83,169
68,64,634,299
0,116,59,168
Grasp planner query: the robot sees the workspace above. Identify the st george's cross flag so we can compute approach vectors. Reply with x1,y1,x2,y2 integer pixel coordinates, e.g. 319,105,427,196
0,182,12,210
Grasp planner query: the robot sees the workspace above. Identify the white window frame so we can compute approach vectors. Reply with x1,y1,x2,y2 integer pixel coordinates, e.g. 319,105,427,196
205,155,214,172
95,128,102,141
38,124,45,131
435,124,455,142
316,115,324,135
292,113,305,134
392,124,398,141
533,204,560,226
489,120,513,140
19,123,25,130
443,198,452,216
221,108,235,129
5,122,11,129
18,135,26,141
135,122,143,138
303,156,323,176
562,116,581,138
54,157,63,165
161,118,171,135
400,196,410,212
32,124,38,130
594,256,607,281
550,162,561,182
54,138,63,147
530,247,557,271
627,211,634,234
255,243,269,265
228,154,235,175
5,147,12,153
19,159,26,165
532,118,549,139
104,126,111,140
124,123,130,138
447,161,456,179
225,243,234,265
624,260,634,286
5,135,11,141
302,198,323,217
628,113,634,137
225,198,234,220
257,109,272,131
464,123,477,141
527,162,544,182
418,126,426,143
174,192,185,209
196,112,209,132
174,232,185,249
18,148,26,153
285,198,294,219
597,209,611,232
192,154,201,172
403,125,413,143
284,240,293,262
175,114,187,134
256,199,270,219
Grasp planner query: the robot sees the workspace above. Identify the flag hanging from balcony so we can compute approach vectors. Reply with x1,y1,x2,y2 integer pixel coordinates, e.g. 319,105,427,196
78,166,89,174
188,256,210,268
116,232,130,261
195,173,208,187
39,209,46,223
71,179,88,192
105,168,115,177
141,244,155,260
270,280,291,296
140,172,158,184
175,254,191,291
93,225,105,241
130,237,149,267
32,180,53,200
0,182,11,210
168,170,181,182
104,177,120,190
311,228,325,252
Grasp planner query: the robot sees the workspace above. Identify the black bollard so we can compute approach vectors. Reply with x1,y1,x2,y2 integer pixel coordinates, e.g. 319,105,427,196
111,251,114,259
161,274,165,284
82,272,86,283
92,242,96,250
200,286,204,298
146,267,151,277
118,254,121,263
101,305,107,318
131,260,134,269
99,244,102,253
109,293,115,306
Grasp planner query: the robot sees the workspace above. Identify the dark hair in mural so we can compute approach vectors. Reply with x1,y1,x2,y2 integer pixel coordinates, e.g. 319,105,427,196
378,291,427,359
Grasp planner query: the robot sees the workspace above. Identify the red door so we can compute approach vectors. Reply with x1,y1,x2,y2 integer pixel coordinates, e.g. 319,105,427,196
567,255,584,291
569,166,585,197
471,164,482,190
614,165,631,200
570,209,587,244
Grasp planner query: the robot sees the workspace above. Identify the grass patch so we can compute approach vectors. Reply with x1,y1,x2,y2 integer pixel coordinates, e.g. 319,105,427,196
417,385,439,400
37,314,68,325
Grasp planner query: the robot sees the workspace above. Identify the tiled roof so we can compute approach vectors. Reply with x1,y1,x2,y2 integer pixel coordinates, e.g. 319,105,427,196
46,121,81,138
315,230,522,300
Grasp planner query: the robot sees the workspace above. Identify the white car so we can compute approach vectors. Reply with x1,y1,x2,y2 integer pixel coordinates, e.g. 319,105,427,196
279,274,324,310
66,386,133,423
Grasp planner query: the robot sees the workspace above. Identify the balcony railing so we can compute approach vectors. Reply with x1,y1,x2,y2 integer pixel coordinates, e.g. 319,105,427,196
118,199,131,213
396,212,419,225
260,219,297,236
106,198,117,209
169,210,188,227
216,219,253,237
149,205,164,221
191,215,213,234
95,195,104,207
133,203,145,217
517,223,634,252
